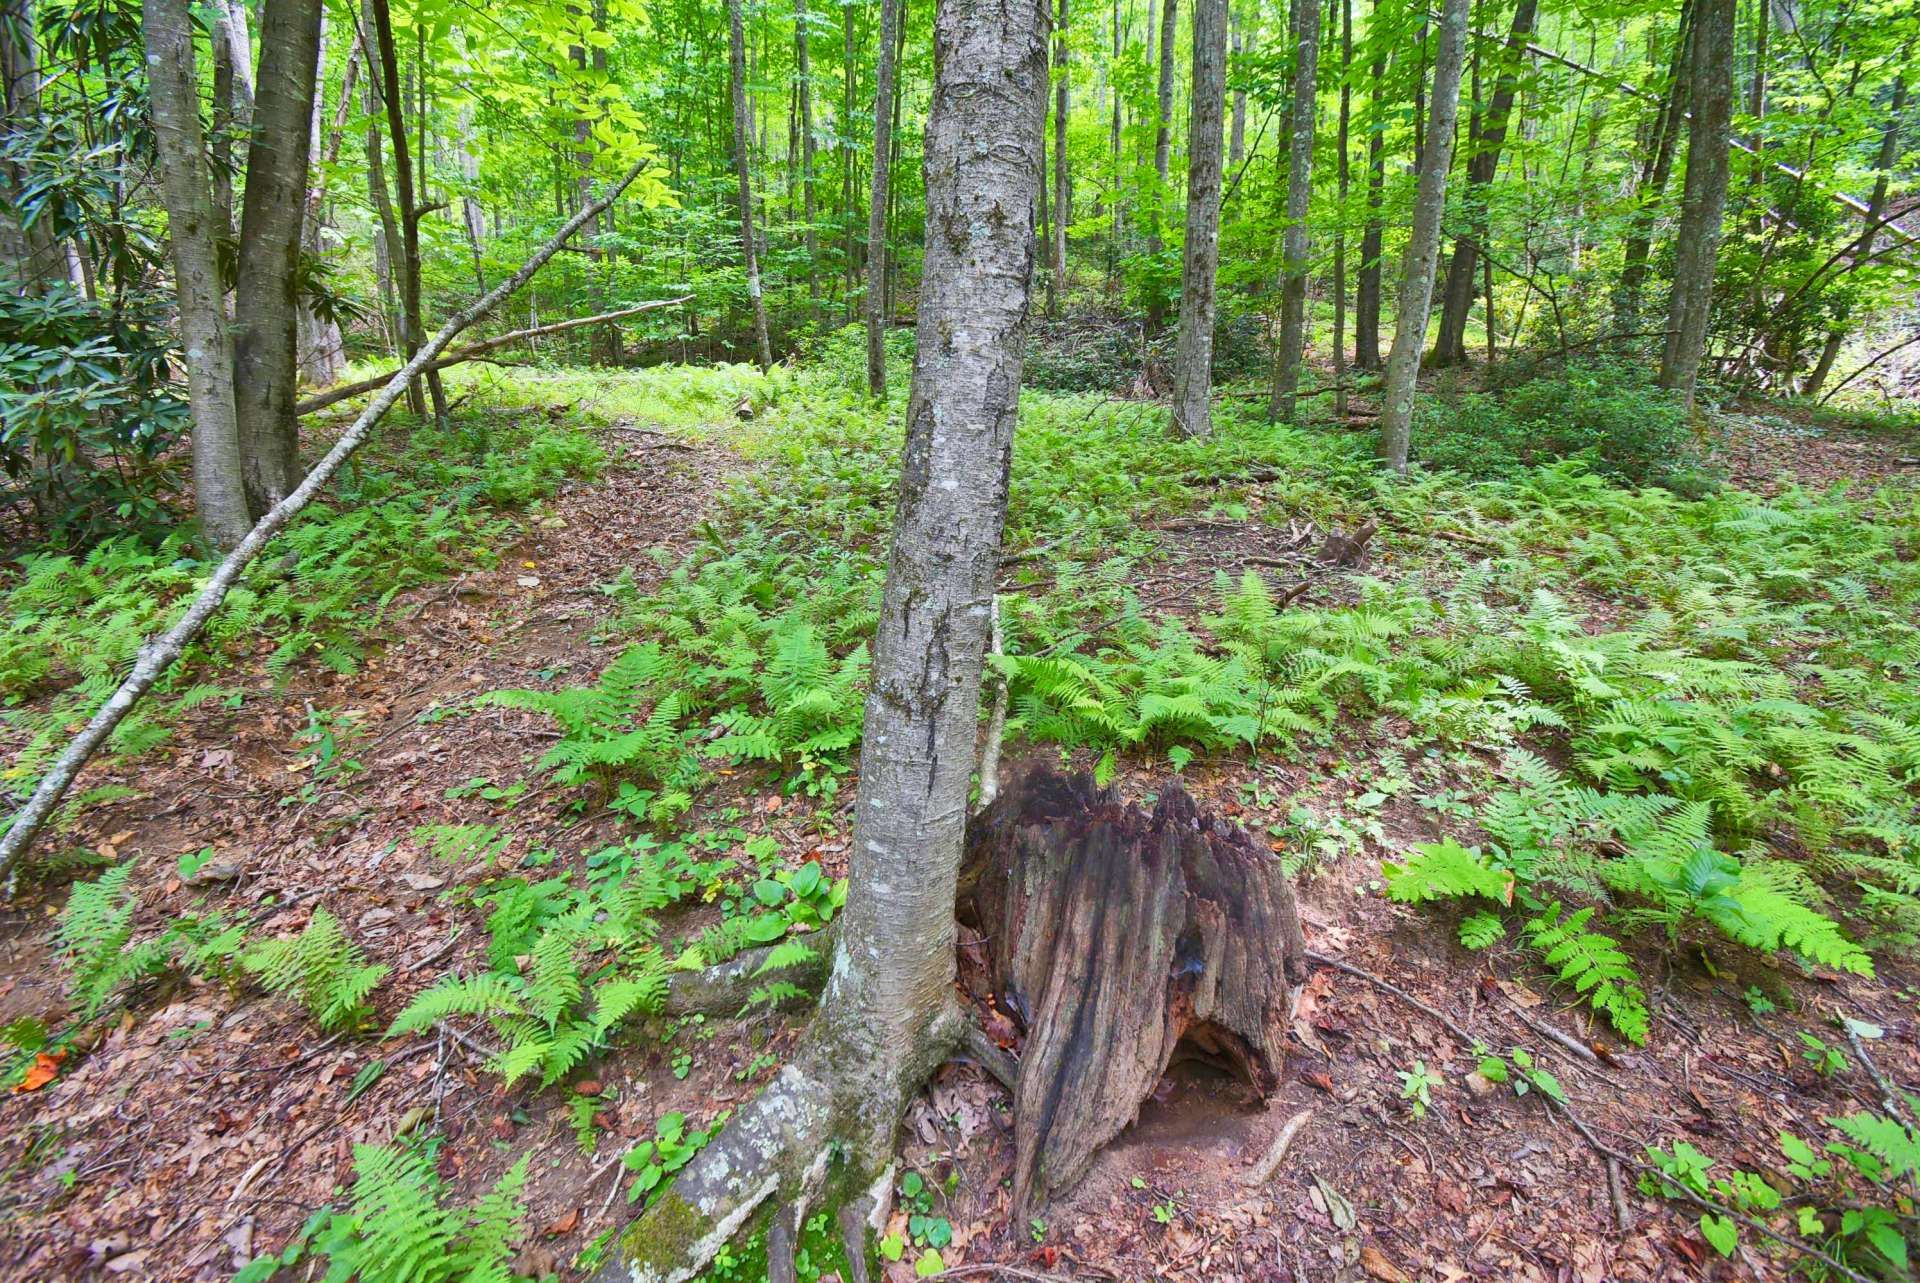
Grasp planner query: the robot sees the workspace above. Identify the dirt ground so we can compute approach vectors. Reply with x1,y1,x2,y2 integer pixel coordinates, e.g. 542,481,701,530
0,403,1915,1283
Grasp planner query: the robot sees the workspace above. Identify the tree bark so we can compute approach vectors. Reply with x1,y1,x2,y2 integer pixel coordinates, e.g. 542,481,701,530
1353,41,1386,369
1430,0,1537,368
795,0,820,313
1332,0,1351,418
1617,0,1693,321
1049,0,1070,317
1144,0,1179,329
725,0,772,370
1657,0,1735,404
1377,0,1469,473
233,0,324,516
593,0,1051,1274
1268,0,1322,422
1170,0,1228,438
1228,5,1246,166
1,0,70,291
369,0,449,423
863,0,901,395
298,20,353,387
142,0,253,551
209,0,255,241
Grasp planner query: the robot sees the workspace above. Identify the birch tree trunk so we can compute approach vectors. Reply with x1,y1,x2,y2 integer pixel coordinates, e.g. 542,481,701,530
1657,0,1735,404
728,0,773,371
297,21,352,387
1268,0,1321,422
1430,0,1537,367
1376,0,1469,473
233,0,324,515
143,0,253,551
594,0,1051,1275
863,0,901,394
1170,0,1228,438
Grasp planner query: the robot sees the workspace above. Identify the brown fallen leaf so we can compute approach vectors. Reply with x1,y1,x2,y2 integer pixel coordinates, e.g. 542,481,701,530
1360,1244,1412,1283
544,1207,580,1237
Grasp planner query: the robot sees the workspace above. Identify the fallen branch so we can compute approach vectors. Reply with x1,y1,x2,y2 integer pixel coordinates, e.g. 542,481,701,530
294,294,692,415
1242,1107,1314,1187
0,157,665,892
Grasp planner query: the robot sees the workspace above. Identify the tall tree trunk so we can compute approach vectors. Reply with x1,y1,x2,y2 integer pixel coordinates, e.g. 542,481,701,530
1353,41,1386,369
209,0,255,241
362,48,406,366
1430,0,1537,367
796,0,820,313
368,0,447,422
1170,0,1228,437
1228,5,1246,166
1,0,69,291
593,0,1051,1274
1050,0,1070,317
1657,0,1735,404
1332,0,1350,419
233,0,324,516
1109,0,1124,266
1377,0,1469,473
1268,0,1322,422
1801,72,1903,399
143,0,252,550
1617,0,1693,320
1145,0,1178,328
298,22,354,387
727,0,773,371
863,0,901,395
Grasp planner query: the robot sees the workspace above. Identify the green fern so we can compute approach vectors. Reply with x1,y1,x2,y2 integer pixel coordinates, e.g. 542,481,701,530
301,1144,532,1283
241,908,389,1033
1523,903,1650,1045
1383,839,1515,905
55,862,246,1017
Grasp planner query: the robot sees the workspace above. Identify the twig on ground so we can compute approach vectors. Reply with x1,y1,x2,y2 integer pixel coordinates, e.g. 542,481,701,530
1843,1017,1913,1126
1243,1108,1314,1187
1503,1001,1622,1084
1606,1157,1633,1232
958,1022,1020,1091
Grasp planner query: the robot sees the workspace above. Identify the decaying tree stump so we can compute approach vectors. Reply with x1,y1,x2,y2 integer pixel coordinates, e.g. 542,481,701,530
960,768,1308,1216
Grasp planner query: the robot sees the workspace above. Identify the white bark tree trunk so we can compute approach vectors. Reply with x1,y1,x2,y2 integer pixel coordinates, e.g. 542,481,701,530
1376,0,1470,473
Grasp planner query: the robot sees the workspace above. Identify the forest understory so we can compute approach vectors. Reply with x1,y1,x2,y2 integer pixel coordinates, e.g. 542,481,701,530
4,346,1918,1283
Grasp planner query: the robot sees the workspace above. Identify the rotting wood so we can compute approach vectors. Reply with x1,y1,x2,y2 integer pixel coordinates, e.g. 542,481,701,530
960,767,1307,1217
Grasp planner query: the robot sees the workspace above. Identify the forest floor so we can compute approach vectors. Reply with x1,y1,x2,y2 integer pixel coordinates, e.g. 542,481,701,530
1,356,1917,1283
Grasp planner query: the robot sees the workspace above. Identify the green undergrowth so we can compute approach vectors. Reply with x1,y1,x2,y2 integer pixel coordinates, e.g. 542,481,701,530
503,357,1919,1050
0,410,604,817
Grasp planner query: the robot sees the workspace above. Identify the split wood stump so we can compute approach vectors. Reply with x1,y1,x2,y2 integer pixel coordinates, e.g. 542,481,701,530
960,767,1308,1215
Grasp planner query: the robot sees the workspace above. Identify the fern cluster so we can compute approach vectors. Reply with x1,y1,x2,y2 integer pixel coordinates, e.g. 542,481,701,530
241,908,389,1033
55,862,245,1017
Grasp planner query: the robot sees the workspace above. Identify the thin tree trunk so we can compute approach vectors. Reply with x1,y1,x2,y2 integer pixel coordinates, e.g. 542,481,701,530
1109,0,1124,266
1354,40,1386,369
1801,72,1903,399
1050,0,1070,318
362,50,405,366
1146,0,1179,328
1171,0,1228,437
863,0,901,394
1333,0,1350,419
1268,0,1322,422
369,0,446,421
1229,5,1246,165
1,0,69,291
1377,0,1469,473
297,22,353,387
1617,0,1693,320
592,0,1052,1272
233,0,325,516
796,0,820,313
1430,0,1536,367
209,0,255,241
726,0,772,370
1658,0,1735,404
142,0,252,550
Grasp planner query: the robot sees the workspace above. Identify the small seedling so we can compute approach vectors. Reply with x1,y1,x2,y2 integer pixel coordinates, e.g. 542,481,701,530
1398,1059,1442,1120
1798,1031,1846,1078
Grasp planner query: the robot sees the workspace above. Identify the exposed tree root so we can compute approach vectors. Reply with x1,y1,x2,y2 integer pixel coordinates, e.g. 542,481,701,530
660,925,837,1016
